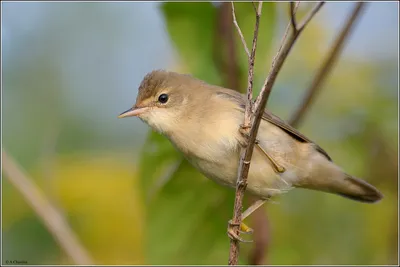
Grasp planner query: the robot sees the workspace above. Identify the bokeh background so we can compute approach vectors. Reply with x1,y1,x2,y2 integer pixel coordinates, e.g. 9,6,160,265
2,1,398,265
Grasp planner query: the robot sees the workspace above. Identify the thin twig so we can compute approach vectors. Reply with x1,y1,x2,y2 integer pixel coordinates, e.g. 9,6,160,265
290,2,298,32
218,2,268,263
228,2,324,265
244,1,263,128
298,2,325,32
267,2,300,93
288,2,367,127
2,150,94,265
228,2,262,265
251,2,257,13
254,2,325,109
231,2,251,59
251,1,325,160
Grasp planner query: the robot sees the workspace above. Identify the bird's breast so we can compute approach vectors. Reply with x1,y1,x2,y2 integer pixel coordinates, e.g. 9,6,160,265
168,109,242,158
165,110,243,186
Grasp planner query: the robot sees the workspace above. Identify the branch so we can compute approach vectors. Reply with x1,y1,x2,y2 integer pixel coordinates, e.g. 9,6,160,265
231,2,250,59
2,150,94,265
244,1,263,127
272,1,300,86
254,2,324,109
251,2,258,13
228,2,324,265
252,1,325,176
297,2,325,32
228,1,262,265
288,2,367,127
289,2,299,32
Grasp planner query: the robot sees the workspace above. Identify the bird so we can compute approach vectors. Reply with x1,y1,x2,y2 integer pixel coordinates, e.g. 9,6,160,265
118,69,383,242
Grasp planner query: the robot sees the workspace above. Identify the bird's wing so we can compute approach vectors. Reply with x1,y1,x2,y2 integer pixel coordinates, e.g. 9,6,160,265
215,89,332,161
261,110,332,161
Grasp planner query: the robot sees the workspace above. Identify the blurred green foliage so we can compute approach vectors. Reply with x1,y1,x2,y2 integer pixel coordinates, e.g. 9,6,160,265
3,154,145,265
139,2,398,265
2,2,398,266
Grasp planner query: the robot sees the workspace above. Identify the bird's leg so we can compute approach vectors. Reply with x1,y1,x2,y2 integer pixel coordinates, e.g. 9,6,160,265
227,199,268,243
242,199,267,220
255,140,286,173
238,124,285,174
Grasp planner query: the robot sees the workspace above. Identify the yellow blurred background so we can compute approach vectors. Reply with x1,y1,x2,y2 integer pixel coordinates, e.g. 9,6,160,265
2,2,398,265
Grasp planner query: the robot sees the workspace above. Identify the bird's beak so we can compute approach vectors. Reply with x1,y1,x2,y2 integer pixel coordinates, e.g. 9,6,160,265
118,107,149,118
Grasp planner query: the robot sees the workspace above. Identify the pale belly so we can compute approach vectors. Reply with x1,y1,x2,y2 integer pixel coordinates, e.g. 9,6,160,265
168,113,307,199
185,139,299,200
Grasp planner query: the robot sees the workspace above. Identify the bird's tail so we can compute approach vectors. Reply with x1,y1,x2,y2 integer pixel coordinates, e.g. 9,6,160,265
297,155,383,203
333,173,383,203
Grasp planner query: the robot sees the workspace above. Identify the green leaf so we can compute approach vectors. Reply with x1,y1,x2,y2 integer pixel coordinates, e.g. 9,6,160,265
143,158,236,264
161,2,221,85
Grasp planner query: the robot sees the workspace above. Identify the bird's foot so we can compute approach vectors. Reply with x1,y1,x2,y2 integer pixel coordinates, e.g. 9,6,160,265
238,124,251,147
227,220,253,243
239,221,254,234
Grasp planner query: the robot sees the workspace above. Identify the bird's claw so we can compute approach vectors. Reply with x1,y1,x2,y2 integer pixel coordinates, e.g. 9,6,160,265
227,220,253,243
239,124,251,137
239,222,254,234
238,124,251,147
228,229,253,243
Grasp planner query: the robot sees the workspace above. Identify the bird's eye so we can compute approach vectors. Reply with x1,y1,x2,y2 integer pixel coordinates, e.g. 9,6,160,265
158,93,169,104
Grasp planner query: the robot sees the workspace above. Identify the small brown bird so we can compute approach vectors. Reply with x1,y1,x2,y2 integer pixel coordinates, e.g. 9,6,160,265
119,70,383,241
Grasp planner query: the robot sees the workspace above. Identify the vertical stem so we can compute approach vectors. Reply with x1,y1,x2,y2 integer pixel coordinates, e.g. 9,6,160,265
228,2,325,265
228,2,263,265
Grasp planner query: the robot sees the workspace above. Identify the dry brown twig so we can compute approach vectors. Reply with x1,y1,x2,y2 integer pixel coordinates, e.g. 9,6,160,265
253,2,325,109
228,1,262,264
228,2,325,265
231,2,251,59
289,2,299,32
2,150,94,265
